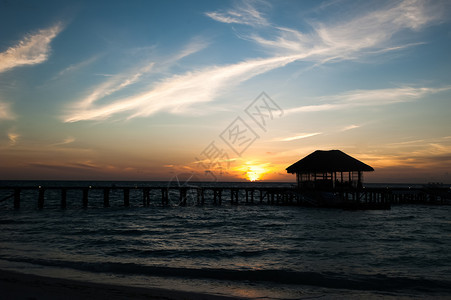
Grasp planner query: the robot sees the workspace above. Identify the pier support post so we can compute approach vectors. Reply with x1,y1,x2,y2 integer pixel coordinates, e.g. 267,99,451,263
196,188,201,205
61,188,67,209
213,189,222,205
142,188,150,207
231,189,238,205
38,188,45,209
82,188,88,208
14,188,20,209
161,188,169,206
103,188,110,207
123,188,130,207
180,188,187,206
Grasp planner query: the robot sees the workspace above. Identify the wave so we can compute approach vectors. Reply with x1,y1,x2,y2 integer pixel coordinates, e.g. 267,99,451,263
107,248,269,259
0,219,15,224
2,256,450,293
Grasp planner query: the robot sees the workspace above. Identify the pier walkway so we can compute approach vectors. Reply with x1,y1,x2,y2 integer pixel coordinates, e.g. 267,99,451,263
1,185,450,210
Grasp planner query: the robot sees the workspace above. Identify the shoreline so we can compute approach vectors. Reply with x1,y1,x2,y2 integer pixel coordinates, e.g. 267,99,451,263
0,269,243,300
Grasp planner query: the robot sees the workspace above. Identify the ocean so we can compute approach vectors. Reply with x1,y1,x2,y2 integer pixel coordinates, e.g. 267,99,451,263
1,181,451,299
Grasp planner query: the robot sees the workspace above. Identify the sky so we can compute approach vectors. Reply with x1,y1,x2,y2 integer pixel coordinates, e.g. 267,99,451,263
1,0,451,183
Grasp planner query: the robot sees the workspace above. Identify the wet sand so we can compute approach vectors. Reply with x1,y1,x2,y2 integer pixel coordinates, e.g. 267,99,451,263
0,269,243,300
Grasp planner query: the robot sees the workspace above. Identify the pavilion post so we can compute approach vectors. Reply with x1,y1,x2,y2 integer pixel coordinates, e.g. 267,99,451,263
358,171,363,189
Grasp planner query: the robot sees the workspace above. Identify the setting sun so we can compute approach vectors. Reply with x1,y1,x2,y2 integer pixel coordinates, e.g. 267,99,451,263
236,164,269,182
247,168,263,181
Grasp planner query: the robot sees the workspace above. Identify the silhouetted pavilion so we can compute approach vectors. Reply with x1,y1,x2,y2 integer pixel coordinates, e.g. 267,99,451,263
286,150,374,190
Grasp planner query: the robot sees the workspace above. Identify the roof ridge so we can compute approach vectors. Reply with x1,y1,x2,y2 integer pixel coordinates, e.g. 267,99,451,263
286,150,374,173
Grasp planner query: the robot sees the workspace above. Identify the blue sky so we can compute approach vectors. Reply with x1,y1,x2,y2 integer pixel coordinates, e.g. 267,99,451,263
1,0,451,182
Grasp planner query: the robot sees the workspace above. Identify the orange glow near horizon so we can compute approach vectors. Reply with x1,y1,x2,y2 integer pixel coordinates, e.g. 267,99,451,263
247,167,263,181
232,162,271,182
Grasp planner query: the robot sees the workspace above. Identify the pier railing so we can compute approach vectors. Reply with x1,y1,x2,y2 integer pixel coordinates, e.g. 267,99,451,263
0,185,450,210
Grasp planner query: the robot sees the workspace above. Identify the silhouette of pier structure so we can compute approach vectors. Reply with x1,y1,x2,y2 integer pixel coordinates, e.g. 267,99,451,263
283,149,450,209
1,150,450,210
0,185,292,209
0,184,450,209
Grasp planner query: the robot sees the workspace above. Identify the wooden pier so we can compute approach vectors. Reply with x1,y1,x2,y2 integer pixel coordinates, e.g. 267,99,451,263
0,185,450,210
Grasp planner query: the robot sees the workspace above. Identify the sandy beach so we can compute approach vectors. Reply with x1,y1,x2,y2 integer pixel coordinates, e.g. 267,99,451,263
0,269,243,300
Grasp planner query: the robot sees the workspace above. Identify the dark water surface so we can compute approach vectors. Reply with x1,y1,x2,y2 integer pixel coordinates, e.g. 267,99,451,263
1,181,450,299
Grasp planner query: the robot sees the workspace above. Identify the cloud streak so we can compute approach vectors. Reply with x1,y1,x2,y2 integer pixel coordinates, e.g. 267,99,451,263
79,62,155,109
8,132,19,145
55,55,101,79
65,0,446,122
27,161,99,172
64,55,301,122
341,125,360,131
0,23,63,73
278,132,321,142
205,1,269,27
0,101,15,120
246,0,444,60
51,137,76,147
285,86,451,114
64,37,212,122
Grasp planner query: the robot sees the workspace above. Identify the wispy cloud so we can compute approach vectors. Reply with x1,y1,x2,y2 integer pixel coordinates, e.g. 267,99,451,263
0,101,15,120
246,0,444,60
341,124,360,131
27,161,99,172
205,1,269,27
286,86,451,114
65,0,446,122
51,137,75,146
314,0,440,54
386,139,426,147
169,37,210,63
278,132,321,141
0,23,63,73
365,42,427,55
75,62,155,109
64,37,212,122
54,55,101,79
363,140,451,171
64,54,301,122
7,132,19,145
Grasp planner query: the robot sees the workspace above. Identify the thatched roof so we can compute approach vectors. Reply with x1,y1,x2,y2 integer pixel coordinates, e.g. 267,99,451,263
286,150,374,174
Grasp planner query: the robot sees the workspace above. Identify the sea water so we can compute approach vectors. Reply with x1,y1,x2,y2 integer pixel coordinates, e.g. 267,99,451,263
0,181,450,299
